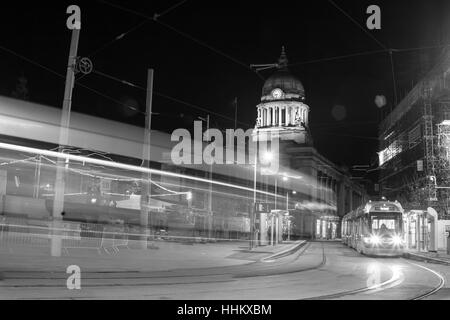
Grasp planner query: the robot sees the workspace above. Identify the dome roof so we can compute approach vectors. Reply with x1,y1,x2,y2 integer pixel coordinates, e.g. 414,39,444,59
261,47,305,98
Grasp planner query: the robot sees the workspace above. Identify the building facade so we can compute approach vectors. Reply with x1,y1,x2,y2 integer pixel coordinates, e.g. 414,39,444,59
378,49,450,217
253,48,366,240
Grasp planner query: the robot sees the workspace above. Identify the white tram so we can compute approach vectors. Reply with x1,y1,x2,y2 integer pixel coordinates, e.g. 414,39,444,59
342,200,405,256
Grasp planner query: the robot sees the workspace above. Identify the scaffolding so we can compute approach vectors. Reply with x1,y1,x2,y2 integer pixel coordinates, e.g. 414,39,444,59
378,49,450,212
422,82,437,201
436,117,450,217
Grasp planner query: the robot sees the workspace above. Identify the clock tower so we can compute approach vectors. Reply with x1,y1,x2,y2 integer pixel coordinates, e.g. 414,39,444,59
254,47,312,145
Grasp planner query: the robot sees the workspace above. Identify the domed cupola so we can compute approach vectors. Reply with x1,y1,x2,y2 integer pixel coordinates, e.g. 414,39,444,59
261,47,305,101
254,47,311,145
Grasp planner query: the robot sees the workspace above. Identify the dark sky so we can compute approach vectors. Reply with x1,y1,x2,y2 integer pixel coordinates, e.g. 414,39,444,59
1,0,449,167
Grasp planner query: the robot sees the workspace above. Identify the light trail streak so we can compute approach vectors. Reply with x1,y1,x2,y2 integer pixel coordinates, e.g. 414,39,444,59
0,142,284,199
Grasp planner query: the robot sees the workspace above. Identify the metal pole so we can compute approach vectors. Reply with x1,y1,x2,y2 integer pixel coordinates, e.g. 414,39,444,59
140,69,154,249
276,214,279,245
288,219,291,241
207,115,213,240
271,214,274,246
274,178,277,210
250,147,257,249
34,155,42,198
286,191,289,211
51,28,80,257
234,97,238,130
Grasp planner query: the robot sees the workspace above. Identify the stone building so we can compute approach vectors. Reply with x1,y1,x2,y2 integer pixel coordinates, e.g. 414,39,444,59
253,48,366,240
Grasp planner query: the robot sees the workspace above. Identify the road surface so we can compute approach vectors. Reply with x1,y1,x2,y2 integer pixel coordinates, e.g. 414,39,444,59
0,241,448,299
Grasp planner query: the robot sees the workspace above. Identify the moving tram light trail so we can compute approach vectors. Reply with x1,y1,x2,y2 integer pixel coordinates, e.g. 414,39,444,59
0,141,285,200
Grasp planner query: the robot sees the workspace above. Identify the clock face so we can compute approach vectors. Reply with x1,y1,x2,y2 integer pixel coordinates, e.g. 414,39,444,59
272,88,283,99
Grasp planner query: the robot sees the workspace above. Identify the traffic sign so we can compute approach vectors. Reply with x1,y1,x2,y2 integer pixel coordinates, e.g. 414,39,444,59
75,57,93,75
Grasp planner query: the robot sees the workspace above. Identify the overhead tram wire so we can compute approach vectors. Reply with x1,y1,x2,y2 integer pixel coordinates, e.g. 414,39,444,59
96,0,264,81
0,43,254,127
287,49,388,67
0,45,146,115
326,0,400,106
87,0,190,58
91,69,253,127
3,40,449,129
327,0,388,51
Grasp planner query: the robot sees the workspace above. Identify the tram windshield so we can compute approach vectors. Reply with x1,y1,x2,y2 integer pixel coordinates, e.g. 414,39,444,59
370,213,402,234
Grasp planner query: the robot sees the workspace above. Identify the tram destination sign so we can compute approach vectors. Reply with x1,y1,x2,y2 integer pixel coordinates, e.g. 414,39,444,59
370,213,399,219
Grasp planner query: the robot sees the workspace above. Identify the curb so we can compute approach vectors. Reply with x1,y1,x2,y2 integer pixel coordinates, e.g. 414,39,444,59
261,240,307,261
403,252,450,266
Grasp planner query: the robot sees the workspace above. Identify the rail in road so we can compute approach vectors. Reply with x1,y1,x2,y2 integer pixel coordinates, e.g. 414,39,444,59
0,241,447,299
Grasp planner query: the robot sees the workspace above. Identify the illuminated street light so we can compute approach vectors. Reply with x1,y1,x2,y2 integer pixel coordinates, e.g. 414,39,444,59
262,151,273,163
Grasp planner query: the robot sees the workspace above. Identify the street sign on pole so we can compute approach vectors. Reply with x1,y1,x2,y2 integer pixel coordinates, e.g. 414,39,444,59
51,26,80,257
140,69,154,249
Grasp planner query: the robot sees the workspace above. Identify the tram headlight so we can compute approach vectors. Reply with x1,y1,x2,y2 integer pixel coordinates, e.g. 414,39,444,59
370,235,381,245
392,235,403,246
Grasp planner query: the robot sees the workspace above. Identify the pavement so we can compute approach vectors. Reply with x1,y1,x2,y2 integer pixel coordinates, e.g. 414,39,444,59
0,235,306,273
404,249,450,265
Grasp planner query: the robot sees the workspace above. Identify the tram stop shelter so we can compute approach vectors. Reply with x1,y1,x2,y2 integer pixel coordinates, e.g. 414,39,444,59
404,207,440,252
258,210,290,246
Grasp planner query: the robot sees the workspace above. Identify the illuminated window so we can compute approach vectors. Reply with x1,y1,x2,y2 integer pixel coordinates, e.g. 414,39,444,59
378,140,403,166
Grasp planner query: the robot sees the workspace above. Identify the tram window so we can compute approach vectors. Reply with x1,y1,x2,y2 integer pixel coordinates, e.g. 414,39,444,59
371,218,401,232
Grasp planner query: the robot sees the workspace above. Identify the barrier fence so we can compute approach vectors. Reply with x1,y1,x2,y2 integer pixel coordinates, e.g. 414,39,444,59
0,216,251,255
0,217,131,254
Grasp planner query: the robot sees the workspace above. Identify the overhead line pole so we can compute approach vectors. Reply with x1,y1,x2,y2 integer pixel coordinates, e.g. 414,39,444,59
140,69,154,249
51,28,80,257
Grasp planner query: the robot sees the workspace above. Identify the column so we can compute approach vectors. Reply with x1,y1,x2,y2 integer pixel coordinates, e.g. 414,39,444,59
286,106,290,125
257,108,261,127
326,177,331,215
260,108,263,127
272,107,276,126
279,106,282,126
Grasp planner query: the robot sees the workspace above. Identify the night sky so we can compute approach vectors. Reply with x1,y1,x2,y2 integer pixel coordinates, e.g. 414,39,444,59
1,0,449,168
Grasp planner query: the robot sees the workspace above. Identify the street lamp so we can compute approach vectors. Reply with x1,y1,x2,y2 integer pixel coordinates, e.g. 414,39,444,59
286,190,296,241
198,115,213,240
250,149,273,249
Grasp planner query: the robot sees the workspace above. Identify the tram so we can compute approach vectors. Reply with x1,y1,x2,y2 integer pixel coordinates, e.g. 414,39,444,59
341,200,405,256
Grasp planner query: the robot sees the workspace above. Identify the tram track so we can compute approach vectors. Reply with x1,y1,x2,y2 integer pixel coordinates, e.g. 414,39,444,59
1,242,445,300
403,260,445,300
302,254,446,300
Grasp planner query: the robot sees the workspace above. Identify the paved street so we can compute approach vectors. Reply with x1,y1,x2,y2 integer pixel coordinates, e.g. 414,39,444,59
1,241,448,300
